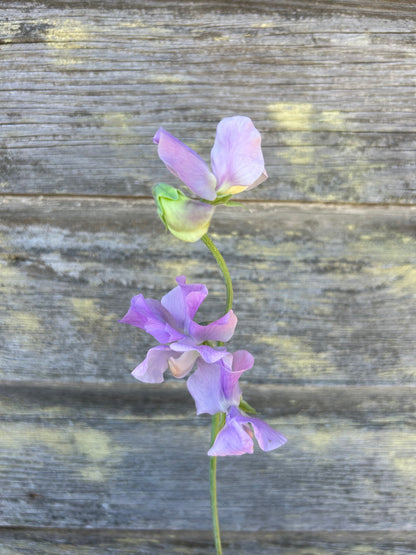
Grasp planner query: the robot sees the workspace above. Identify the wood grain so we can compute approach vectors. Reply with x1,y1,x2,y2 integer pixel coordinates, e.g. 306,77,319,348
1,528,415,555
1,196,415,384
1,1,415,551
1,382,414,532
1,2,415,202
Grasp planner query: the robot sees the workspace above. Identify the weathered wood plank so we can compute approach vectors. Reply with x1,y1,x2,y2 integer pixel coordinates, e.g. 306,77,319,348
1,196,415,384
1,1,416,202
0,382,414,531
0,528,415,555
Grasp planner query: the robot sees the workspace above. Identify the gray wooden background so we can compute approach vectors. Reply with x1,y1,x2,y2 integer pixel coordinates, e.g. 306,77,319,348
1,1,415,553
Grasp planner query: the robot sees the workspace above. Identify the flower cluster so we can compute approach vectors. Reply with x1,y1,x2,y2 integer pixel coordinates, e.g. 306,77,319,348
120,115,286,552
153,116,268,242
120,276,287,456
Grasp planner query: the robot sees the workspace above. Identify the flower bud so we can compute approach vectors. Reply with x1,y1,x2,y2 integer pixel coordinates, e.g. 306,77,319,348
153,184,215,243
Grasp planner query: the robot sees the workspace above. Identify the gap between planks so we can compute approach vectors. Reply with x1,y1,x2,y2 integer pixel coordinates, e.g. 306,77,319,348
0,192,415,210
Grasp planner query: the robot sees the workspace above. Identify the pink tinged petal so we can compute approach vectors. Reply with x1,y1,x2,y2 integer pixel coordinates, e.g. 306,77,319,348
119,295,183,343
168,350,199,378
233,408,287,452
187,361,224,415
189,310,237,344
211,116,267,196
153,127,217,201
207,417,254,456
131,345,173,384
161,276,208,331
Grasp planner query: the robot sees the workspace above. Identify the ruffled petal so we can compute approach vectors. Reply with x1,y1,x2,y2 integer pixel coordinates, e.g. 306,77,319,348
211,116,267,196
170,341,227,364
221,350,254,402
161,276,208,333
189,310,237,343
208,416,254,456
119,294,184,343
207,407,287,456
131,345,173,383
187,360,224,415
232,407,287,452
153,127,217,201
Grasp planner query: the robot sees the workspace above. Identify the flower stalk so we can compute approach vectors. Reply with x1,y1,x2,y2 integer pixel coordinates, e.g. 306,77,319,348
202,233,234,555
210,412,225,555
201,234,233,314
119,116,287,555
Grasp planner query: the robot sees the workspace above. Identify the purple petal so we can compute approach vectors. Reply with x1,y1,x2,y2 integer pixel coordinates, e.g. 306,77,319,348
131,345,172,383
233,408,287,452
161,276,208,327
187,360,224,415
189,310,237,343
211,116,267,196
208,417,254,456
221,350,254,402
170,341,227,364
119,294,184,343
153,127,217,201
161,276,208,333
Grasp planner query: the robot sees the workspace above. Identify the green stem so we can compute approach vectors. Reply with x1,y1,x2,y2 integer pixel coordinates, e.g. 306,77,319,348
201,234,234,555
201,234,233,314
210,412,224,555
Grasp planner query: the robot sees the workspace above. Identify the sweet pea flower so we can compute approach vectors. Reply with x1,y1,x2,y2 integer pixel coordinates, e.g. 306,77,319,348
119,276,237,383
153,116,267,202
187,351,287,456
208,406,287,456
153,183,215,243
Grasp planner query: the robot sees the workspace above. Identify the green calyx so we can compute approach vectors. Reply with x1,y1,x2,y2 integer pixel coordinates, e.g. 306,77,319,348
152,184,215,243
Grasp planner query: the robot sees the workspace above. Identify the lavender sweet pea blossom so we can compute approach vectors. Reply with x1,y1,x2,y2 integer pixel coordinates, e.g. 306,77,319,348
187,351,287,456
119,276,237,383
153,116,268,201
208,406,287,456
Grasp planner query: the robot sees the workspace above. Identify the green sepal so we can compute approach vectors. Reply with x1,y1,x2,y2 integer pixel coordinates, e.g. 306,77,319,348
239,398,258,415
152,183,215,243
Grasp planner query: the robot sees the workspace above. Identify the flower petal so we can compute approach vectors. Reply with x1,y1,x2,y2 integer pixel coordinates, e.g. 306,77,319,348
187,360,224,415
170,341,227,364
211,116,267,196
221,350,254,402
168,350,199,378
161,276,208,333
131,345,173,383
233,407,287,452
207,416,254,456
189,310,237,343
153,127,217,201
119,294,184,343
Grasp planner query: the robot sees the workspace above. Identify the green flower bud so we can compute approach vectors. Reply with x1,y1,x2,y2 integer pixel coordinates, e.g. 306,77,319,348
153,184,215,243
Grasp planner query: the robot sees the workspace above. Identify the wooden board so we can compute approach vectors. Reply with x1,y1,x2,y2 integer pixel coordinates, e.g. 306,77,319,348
1,382,415,533
1,1,416,552
1,529,415,555
1,196,415,384
1,1,415,202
